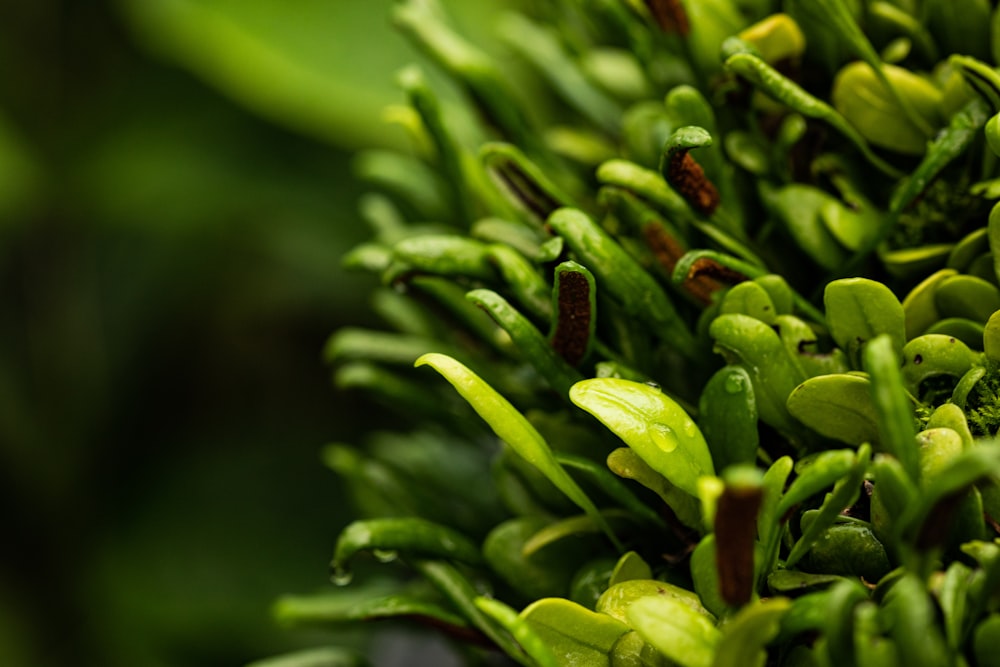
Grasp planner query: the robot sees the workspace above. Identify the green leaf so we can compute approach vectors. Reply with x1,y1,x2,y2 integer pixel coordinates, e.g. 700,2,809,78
825,278,906,366
719,281,778,325
690,535,728,618
881,574,950,667
627,594,722,667
484,517,598,600
698,365,759,472
274,590,468,629
390,234,495,282
416,353,619,548
901,269,959,340
712,598,791,667
785,445,872,569
520,597,630,667
974,614,1000,667
709,314,807,438
570,378,714,496
522,510,638,557
724,52,902,178
415,560,530,663
608,551,653,587
831,61,941,155
498,13,622,134
605,447,703,531
597,579,712,625
762,184,848,271
865,336,919,482
481,142,575,226
475,597,559,667
776,449,857,518
786,374,879,447
934,275,1000,323
331,517,483,577
466,289,584,397
548,208,697,356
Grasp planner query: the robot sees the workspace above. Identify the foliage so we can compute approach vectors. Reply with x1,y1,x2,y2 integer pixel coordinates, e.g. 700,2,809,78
280,0,1000,665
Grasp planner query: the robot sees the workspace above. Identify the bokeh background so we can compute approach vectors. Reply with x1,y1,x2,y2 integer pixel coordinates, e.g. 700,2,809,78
0,1,511,665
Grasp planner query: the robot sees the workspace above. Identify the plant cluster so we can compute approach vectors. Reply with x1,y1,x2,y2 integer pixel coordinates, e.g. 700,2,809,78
260,1,1000,665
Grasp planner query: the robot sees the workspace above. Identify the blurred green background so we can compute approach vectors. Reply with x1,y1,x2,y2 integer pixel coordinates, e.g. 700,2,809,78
0,1,507,665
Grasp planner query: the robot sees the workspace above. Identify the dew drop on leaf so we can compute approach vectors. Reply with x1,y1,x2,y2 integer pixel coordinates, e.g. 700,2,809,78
373,548,399,563
331,568,354,586
648,422,678,452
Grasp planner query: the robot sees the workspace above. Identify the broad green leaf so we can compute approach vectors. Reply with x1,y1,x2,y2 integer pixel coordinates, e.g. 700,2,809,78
767,570,844,595
799,519,891,582
709,314,806,437
825,278,906,365
925,404,974,450
698,366,759,473
416,353,618,547
901,269,959,340
627,595,722,667
719,281,777,324
831,61,941,155
899,334,981,396
986,311,1000,362
570,378,713,496
597,579,711,625
520,597,630,667
934,275,1000,323
786,374,879,447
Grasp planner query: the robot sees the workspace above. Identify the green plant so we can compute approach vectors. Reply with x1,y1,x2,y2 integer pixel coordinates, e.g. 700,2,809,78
260,1,1000,665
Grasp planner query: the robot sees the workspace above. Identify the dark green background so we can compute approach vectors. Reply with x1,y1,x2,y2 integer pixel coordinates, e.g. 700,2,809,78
0,1,508,665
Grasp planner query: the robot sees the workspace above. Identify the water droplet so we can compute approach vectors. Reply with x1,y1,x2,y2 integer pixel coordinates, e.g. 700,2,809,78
331,567,353,586
682,420,698,438
645,381,662,391
648,422,678,452
373,548,399,563
724,375,745,394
